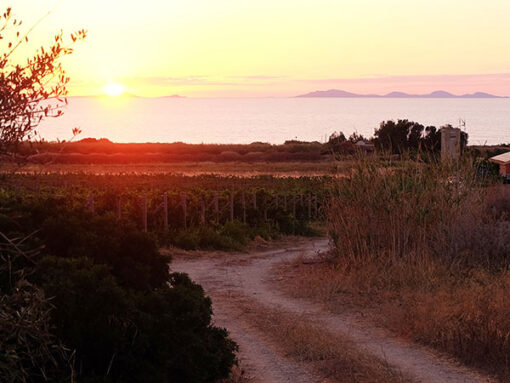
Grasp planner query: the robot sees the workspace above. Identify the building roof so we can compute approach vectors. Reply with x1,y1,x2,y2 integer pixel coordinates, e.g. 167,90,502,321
355,140,374,147
489,151,510,164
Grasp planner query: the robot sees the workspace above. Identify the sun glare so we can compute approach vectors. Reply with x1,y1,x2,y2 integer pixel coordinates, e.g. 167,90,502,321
103,83,125,97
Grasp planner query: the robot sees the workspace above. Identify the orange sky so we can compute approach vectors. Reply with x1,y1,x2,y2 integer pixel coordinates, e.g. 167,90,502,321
13,0,510,97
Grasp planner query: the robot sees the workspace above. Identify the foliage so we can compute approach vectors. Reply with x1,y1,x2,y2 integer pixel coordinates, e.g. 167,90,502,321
0,7,86,157
0,174,327,250
326,131,369,156
40,211,169,290
373,120,442,154
14,140,327,163
0,233,73,383
34,257,238,383
1,193,238,382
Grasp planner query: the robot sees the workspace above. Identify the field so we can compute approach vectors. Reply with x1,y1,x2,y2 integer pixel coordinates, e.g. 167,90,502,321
0,160,343,177
9,139,330,163
0,162,332,251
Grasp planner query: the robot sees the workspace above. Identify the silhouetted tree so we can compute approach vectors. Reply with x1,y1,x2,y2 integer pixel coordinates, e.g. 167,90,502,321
0,7,86,157
374,119,449,154
348,132,367,143
373,120,422,153
422,125,441,152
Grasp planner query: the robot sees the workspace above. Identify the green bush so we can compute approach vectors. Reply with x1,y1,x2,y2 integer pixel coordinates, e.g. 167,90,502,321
34,258,237,382
40,211,169,290
1,197,238,382
171,224,248,251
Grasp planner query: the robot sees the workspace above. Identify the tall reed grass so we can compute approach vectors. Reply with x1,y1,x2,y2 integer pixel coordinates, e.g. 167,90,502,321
329,156,509,268
322,155,510,378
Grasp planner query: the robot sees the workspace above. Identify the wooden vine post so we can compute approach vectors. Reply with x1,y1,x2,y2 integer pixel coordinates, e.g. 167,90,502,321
116,195,121,220
230,191,235,222
142,195,148,233
241,192,246,224
163,193,169,232
307,193,312,219
214,192,219,223
292,195,296,218
87,194,94,213
283,194,287,211
200,199,206,225
181,192,187,229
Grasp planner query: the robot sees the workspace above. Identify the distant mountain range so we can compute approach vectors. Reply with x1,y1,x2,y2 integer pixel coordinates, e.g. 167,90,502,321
296,89,504,98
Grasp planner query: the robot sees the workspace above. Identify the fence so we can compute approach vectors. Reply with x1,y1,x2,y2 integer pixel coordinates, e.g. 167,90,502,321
84,190,325,233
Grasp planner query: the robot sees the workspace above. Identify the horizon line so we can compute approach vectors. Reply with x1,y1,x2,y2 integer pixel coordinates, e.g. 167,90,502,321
66,89,509,99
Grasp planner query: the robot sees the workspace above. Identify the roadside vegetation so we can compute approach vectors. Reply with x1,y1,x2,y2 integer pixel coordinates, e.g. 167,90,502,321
276,155,510,380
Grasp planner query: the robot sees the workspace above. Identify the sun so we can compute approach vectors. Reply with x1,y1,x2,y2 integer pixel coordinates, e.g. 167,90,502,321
103,83,125,97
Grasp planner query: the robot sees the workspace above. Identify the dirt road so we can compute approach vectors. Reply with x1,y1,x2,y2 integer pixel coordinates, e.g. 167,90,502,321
171,238,495,383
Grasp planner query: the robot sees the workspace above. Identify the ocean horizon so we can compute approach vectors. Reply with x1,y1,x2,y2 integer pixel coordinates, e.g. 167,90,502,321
37,97,510,146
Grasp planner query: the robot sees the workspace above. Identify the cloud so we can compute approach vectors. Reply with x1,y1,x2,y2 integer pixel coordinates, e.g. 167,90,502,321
301,73,510,84
229,75,285,80
121,75,285,88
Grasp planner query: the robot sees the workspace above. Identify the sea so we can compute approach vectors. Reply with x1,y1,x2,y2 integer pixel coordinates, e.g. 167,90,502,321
37,97,510,146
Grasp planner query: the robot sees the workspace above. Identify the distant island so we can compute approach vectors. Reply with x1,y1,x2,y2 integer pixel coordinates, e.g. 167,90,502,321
296,89,504,98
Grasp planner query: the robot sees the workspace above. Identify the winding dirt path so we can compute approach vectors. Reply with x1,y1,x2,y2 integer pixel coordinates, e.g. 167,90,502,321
171,238,496,383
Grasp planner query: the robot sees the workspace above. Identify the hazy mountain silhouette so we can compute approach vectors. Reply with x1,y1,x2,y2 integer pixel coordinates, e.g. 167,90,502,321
296,89,503,98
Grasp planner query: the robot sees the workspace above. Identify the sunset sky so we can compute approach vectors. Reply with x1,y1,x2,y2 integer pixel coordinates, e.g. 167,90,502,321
14,0,510,97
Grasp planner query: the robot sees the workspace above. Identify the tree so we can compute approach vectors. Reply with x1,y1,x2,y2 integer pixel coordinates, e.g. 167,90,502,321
0,7,86,157
373,120,423,153
373,119,443,154
422,125,441,152
347,132,367,143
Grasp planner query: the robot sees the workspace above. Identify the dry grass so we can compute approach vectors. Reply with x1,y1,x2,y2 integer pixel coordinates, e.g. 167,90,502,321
229,292,410,383
275,157,510,380
277,260,510,381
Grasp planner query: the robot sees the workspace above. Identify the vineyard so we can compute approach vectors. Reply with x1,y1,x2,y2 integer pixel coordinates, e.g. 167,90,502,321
1,173,330,249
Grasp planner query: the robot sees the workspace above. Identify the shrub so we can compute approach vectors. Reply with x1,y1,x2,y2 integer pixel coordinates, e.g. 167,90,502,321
171,222,251,251
40,211,170,290
0,234,72,383
35,258,237,382
1,197,238,382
